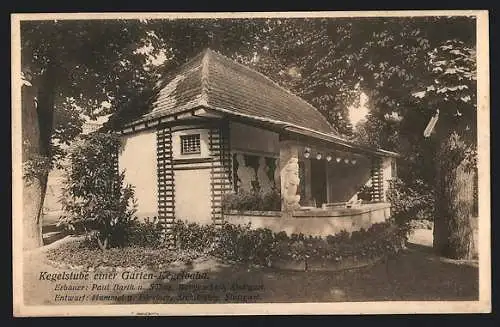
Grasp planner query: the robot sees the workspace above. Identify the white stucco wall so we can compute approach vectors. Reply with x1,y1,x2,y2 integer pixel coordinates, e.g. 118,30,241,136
118,130,158,219
174,169,212,225
230,121,279,155
225,202,391,237
172,128,210,160
170,127,213,224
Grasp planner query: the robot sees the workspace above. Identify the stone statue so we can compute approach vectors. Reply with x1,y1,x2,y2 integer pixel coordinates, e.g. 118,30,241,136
281,157,301,211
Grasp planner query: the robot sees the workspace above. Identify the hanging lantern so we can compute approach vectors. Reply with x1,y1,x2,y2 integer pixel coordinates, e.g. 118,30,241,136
344,158,350,164
326,155,332,162
351,159,357,165
316,153,322,160
304,147,311,158
336,157,341,163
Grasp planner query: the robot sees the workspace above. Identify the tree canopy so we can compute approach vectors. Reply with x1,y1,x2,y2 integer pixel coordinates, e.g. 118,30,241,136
21,17,477,158
21,19,159,163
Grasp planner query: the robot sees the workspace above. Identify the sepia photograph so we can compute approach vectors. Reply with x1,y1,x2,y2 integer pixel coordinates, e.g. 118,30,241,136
12,11,490,316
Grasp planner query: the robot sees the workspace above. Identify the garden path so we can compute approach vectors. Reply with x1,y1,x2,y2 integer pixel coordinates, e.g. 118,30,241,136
21,229,478,305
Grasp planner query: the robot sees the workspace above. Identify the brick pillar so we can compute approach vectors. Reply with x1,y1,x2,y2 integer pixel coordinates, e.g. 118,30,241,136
280,141,301,211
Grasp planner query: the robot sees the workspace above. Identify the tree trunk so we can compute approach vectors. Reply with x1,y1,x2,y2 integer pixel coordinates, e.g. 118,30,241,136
433,132,475,259
22,81,43,250
21,66,56,251
22,177,44,250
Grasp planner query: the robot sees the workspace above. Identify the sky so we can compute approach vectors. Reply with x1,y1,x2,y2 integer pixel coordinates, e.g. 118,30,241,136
348,92,370,128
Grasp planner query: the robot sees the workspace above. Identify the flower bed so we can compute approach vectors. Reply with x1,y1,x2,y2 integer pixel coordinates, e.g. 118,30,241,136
173,220,405,271
270,224,402,271
47,219,405,272
45,238,204,270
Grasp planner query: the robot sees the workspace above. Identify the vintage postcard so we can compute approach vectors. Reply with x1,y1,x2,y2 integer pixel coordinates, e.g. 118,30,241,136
12,11,491,316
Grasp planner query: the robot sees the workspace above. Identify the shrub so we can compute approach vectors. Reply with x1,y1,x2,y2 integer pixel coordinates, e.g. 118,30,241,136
69,216,404,269
271,222,403,265
262,188,281,211
214,223,277,266
386,178,435,234
171,220,279,266
125,217,165,248
172,220,218,253
170,219,404,268
66,217,167,250
357,184,373,201
213,223,250,261
222,188,281,212
222,191,262,211
59,132,138,250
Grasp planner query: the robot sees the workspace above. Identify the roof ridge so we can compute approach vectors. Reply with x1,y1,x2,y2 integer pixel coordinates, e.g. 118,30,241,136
199,48,210,106
206,49,338,136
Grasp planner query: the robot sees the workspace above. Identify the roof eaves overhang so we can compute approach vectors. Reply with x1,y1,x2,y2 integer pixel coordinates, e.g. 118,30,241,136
119,104,400,158
116,105,212,134
204,105,400,158
118,102,289,132
282,125,401,158
121,103,202,128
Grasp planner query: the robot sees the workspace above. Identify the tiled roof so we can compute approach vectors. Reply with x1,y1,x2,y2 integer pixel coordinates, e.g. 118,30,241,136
139,48,337,135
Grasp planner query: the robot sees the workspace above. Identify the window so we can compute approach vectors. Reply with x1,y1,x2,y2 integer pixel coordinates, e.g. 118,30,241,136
180,134,201,154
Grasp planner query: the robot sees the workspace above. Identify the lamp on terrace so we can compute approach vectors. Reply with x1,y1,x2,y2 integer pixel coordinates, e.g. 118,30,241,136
304,147,311,159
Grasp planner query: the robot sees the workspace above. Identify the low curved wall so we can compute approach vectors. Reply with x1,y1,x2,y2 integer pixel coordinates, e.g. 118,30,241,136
224,203,391,237
271,255,386,272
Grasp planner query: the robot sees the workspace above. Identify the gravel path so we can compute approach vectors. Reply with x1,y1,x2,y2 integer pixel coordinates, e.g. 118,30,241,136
22,230,479,306
23,236,83,305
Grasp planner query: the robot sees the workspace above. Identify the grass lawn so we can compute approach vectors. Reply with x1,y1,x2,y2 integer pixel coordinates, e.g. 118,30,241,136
23,228,478,305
